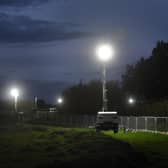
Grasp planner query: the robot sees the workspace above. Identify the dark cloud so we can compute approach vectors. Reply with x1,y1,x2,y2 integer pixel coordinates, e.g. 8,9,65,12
0,0,49,7
0,13,90,43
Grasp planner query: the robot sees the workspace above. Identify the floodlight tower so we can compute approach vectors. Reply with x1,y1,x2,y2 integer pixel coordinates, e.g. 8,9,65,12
10,88,19,113
96,44,114,111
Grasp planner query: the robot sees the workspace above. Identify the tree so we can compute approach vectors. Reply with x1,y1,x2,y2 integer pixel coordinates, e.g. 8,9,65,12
62,80,102,115
62,80,124,115
122,41,168,100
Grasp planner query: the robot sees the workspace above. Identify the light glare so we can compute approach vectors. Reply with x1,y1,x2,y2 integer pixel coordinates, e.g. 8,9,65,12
97,44,114,62
128,98,135,104
57,97,63,104
10,88,19,97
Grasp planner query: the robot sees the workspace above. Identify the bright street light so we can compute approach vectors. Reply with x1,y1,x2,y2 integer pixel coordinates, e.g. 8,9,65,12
57,97,63,104
128,97,135,105
97,44,114,62
10,88,19,113
10,88,19,98
96,44,114,111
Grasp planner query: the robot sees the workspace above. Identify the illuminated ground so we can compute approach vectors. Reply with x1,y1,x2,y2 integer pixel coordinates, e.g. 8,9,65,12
104,131,168,168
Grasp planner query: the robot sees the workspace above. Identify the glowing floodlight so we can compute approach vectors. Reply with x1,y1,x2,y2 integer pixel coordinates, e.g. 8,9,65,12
128,98,135,105
57,97,63,104
97,44,114,62
10,88,19,112
10,88,19,98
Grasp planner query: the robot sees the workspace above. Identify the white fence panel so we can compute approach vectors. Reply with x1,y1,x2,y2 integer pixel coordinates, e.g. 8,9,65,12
120,116,168,133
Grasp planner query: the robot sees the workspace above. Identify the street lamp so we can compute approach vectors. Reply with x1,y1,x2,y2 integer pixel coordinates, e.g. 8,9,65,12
96,44,114,111
10,88,19,113
57,97,63,104
128,97,135,105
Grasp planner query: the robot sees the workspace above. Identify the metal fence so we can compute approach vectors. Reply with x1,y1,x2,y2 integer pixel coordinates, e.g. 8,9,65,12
120,116,168,133
31,112,168,133
31,113,97,128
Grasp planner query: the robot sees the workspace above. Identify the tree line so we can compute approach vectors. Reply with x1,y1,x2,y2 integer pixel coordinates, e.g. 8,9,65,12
122,41,168,100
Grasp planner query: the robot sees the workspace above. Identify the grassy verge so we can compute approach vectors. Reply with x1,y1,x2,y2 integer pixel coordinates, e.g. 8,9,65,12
0,124,146,168
104,131,168,168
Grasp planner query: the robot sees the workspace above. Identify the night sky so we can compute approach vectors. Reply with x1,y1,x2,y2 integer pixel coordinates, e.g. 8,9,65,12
0,0,168,102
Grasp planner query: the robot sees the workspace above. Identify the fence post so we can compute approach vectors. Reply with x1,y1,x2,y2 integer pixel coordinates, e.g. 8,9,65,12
120,117,123,128
127,117,130,130
135,117,138,131
154,117,157,133
166,117,168,132
145,117,147,131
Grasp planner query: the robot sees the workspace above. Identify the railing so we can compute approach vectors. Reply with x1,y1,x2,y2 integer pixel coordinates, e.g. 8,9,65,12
31,113,97,128
30,112,168,133
120,116,168,133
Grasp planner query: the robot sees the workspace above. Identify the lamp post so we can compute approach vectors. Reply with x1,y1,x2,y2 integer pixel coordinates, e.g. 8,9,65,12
102,63,107,112
96,44,114,111
10,88,19,113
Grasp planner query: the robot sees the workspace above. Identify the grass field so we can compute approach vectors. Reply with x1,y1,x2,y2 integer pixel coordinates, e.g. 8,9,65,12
0,124,147,168
104,131,168,168
0,124,168,168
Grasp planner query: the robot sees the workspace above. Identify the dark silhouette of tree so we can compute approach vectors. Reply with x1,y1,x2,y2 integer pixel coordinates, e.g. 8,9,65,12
122,41,168,100
107,80,124,112
62,80,124,115
62,80,102,115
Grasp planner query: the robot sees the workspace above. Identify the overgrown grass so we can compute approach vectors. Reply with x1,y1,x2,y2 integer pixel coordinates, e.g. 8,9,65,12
0,124,146,168
104,131,168,168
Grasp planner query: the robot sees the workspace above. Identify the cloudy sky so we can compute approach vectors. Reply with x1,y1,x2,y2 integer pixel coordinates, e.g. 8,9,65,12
0,0,168,101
